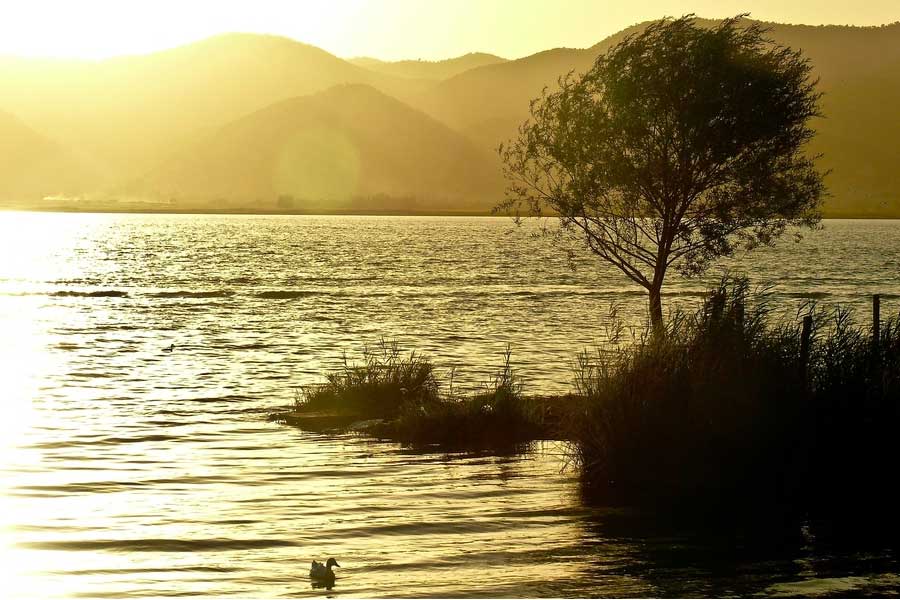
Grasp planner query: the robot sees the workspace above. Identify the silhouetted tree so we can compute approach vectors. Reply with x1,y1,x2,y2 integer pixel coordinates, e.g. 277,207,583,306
498,16,825,332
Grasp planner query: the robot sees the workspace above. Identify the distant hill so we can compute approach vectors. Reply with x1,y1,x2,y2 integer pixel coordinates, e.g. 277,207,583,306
763,23,900,216
349,53,507,80
1,20,899,215
411,20,900,216
0,109,97,200
416,47,594,153
412,24,645,150
813,58,900,217
0,34,428,183
131,84,503,212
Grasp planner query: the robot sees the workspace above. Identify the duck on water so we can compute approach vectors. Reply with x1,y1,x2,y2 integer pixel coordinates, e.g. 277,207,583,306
310,557,340,584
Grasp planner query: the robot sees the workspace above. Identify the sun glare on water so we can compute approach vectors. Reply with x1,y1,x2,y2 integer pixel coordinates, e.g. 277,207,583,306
0,213,111,599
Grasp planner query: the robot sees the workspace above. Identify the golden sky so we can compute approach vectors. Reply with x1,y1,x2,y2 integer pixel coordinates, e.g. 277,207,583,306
2,0,898,61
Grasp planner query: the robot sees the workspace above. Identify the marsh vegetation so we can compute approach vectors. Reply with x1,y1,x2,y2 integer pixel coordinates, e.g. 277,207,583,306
278,277,899,518
287,341,555,448
570,279,899,513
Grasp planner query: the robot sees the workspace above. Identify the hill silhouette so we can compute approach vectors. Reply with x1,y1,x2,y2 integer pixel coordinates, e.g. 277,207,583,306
0,109,97,200
0,34,426,184
1,20,899,216
131,84,502,212
414,19,900,216
349,53,507,80
413,24,644,149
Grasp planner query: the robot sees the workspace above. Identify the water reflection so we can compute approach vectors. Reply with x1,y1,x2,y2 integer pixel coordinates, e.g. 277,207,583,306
573,507,900,598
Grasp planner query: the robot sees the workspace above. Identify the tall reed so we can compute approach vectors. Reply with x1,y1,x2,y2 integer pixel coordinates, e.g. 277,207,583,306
294,342,547,447
570,276,900,514
386,346,545,447
296,339,441,417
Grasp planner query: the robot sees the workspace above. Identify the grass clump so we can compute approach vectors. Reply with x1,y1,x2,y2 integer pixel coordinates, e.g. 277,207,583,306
382,347,548,448
295,339,440,418
291,342,551,448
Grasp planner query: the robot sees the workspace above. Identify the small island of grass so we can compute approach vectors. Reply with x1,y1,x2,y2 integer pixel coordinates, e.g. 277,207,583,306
270,341,563,450
271,278,899,520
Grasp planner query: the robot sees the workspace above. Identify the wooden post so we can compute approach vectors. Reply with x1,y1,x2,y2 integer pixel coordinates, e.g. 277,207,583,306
800,315,813,386
873,294,881,348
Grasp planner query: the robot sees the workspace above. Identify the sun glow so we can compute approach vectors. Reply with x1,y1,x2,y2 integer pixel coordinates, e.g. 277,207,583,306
0,0,365,60
1,0,897,62
0,213,109,599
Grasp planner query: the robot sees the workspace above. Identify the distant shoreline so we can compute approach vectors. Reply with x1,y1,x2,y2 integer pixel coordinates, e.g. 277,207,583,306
2,206,899,219
1,206,498,217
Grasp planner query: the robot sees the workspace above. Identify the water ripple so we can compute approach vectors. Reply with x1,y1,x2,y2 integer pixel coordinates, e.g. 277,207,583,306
0,215,897,598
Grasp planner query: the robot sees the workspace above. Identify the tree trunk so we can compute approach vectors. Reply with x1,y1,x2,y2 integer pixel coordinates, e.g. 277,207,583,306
648,284,664,335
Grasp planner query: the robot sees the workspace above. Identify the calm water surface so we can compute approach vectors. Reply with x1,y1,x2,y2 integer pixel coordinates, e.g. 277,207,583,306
1,213,899,598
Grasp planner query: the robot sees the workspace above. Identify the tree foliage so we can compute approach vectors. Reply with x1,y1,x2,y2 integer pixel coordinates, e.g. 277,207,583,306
498,15,826,329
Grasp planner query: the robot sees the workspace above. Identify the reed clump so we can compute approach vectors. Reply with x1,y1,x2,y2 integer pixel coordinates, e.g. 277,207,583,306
382,347,548,447
568,277,900,514
806,308,900,516
296,340,441,418
293,342,551,447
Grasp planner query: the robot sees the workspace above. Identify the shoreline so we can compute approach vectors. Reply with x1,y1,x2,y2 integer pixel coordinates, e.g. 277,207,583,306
268,393,575,444
2,206,900,219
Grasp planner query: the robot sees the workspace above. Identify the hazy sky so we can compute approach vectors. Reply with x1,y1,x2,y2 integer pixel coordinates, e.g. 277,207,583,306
3,0,898,61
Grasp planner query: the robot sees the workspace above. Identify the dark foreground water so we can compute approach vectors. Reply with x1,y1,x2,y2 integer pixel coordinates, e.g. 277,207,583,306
1,213,899,598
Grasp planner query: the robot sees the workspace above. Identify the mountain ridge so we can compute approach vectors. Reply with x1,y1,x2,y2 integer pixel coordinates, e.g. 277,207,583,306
349,52,508,80
1,19,898,215
0,109,98,200
128,83,502,212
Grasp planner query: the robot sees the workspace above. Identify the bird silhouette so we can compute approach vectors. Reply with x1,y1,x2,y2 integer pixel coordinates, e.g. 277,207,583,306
309,557,340,586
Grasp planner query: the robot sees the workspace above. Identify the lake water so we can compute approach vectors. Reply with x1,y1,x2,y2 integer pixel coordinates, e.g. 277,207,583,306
1,213,899,598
